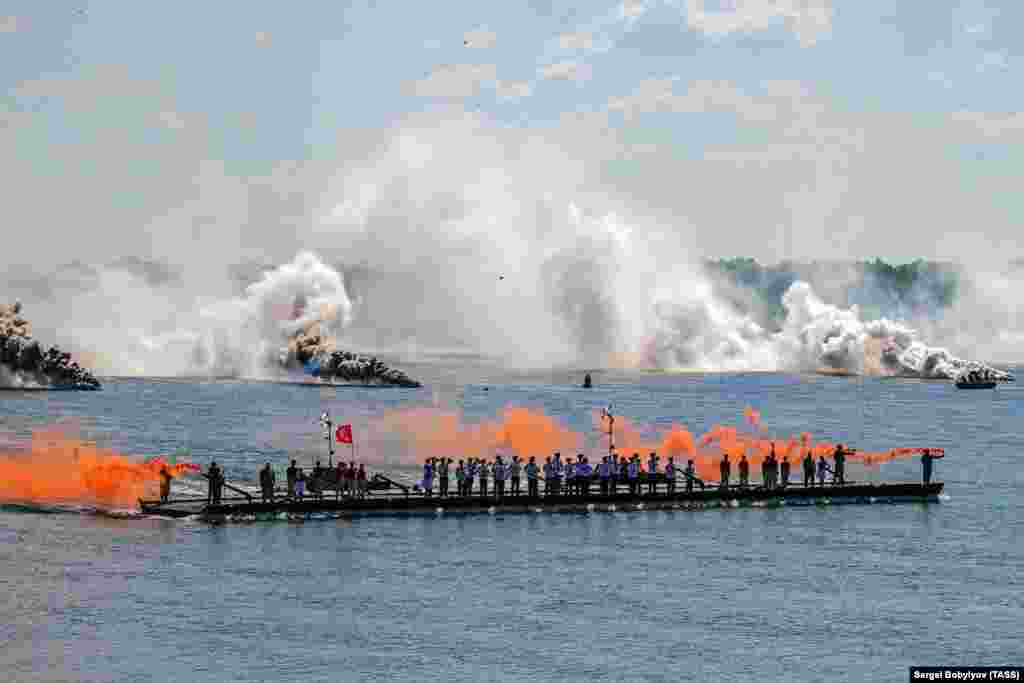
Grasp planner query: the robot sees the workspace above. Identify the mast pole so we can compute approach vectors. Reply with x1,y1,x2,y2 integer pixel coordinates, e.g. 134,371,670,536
320,411,335,468
603,405,615,456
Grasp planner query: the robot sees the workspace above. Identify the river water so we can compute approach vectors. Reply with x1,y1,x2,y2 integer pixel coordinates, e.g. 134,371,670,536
1,366,1022,682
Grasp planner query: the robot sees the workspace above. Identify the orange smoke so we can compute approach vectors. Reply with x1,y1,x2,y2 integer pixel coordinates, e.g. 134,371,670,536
373,406,584,464
364,405,934,483
0,428,199,509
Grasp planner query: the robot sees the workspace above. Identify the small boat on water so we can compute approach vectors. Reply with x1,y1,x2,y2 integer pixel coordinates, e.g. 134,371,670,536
955,380,997,389
954,368,1002,389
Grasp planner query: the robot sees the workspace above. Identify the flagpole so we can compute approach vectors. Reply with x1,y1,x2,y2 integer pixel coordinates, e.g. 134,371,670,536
320,412,335,469
602,404,615,455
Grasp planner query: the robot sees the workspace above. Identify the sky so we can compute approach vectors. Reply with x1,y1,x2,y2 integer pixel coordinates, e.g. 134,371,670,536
1,0,1022,272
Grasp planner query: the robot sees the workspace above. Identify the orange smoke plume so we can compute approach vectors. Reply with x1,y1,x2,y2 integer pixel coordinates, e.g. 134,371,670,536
0,428,199,509
366,405,937,482
373,406,584,464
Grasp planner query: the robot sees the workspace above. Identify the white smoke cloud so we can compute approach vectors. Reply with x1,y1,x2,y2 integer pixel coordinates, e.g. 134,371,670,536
139,251,352,377
645,278,1011,379
5,86,1022,380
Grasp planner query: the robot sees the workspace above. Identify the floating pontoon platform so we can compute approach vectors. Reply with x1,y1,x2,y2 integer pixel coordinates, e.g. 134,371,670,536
140,481,944,520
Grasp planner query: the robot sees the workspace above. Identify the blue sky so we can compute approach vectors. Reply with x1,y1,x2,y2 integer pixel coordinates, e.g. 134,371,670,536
1,0,1022,269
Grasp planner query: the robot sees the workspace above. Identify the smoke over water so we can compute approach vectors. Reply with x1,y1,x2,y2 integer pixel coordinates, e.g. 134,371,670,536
646,280,1012,380
11,115,1014,381
139,251,353,378
0,428,198,510
360,405,931,482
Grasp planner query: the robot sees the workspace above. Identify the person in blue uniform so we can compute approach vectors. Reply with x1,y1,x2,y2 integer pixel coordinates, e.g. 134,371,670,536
664,457,676,494
647,453,659,495
627,455,640,495
526,456,540,497
684,460,696,492
577,456,592,497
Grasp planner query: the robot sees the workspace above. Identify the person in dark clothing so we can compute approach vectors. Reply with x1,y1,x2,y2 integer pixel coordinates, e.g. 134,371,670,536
510,457,522,496
802,451,814,487
780,456,790,488
207,462,222,505
719,454,731,489
647,453,659,495
526,456,540,497
439,458,450,497
159,466,172,504
311,461,324,501
494,457,506,498
578,457,592,497
685,460,696,492
479,460,489,498
833,445,847,485
921,448,944,484
598,456,611,495
286,460,298,500
738,455,749,488
259,463,275,503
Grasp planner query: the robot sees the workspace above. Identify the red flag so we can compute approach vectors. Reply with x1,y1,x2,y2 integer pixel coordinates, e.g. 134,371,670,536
335,424,353,444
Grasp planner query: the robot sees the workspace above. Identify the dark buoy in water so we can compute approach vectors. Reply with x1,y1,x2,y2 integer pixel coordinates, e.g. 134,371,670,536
582,373,592,388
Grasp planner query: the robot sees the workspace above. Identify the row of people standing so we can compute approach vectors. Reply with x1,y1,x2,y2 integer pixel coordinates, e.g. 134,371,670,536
256,460,370,502
718,445,849,489
418,452,701,498
420,456,539,498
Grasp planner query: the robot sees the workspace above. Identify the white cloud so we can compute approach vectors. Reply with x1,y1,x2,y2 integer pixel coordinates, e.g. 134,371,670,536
405,64,498,98
607,77,777,122
558,32,595,50
158,110,188,131
539,60,592,82
0,16,19,34
950,111,1024,139
496,80,533,100
463,27,497,49
621,0,647,19
685,0,833,47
